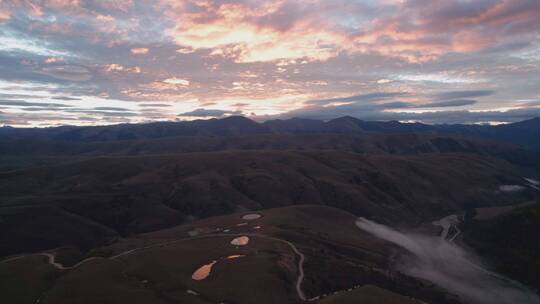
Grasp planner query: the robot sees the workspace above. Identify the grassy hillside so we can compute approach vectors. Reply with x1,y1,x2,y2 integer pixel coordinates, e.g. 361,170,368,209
0,205,458,304
1,150,534,257
318,285,423,304
462,204,540,291
0,205,118,257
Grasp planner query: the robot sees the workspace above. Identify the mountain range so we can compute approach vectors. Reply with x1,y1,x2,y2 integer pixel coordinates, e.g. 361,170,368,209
1,116,539,149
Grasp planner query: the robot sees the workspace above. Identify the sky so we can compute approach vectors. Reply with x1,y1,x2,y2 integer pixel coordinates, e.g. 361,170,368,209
0,0,539,127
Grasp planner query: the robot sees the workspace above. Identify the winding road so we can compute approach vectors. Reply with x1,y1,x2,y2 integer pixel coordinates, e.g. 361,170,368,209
1,231,310,301
432,214,461,242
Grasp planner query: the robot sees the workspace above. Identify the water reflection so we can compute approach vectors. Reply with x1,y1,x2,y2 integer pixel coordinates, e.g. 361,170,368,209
231,236,250,246
242,213,261,220
191,255,246,281
191,260,217,280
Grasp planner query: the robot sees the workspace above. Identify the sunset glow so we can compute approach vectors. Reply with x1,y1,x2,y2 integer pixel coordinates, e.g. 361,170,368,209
1,0,540,126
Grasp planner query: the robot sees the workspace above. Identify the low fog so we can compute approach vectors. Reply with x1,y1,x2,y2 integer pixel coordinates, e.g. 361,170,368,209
356,218,540,304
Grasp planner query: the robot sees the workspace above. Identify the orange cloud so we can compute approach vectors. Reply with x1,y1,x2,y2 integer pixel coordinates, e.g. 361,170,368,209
96,14,114,21
176,47,195,54
104,64,141,73
161,1,347,63
0,6,11,21
162,0,509,64
163,77,190,86
131,48,149,55
44,57,64,63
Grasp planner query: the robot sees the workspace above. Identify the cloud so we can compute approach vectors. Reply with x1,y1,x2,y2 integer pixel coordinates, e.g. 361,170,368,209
1,0,539,126
296,92,477,114
378,101,411,109
0,6,10,21
263,89,492,123
157,0,540,63
162,77,190,86
104,64,141,74
52,96,82,101
353,0,540,62
307,92,408,106
38,65,93,81
130,48,149,55
20,106,69,112
0,93,46,99
93,107,131,111
0,112,79,126
200,102,217,107
0,99,72,107
64,109,138,117
139,103,172,107
178,108,241,118
356,217,540,304
232,103,250,107
262,102,540,124
160,1,346,63
434,90,496,100
44,57,64,64
416,99,478,108
519,101,540,107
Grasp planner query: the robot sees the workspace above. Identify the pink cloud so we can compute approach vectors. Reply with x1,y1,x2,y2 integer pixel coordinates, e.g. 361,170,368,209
131,48,149,55
350,0,540,62
0,5,11,21
44,57,64,64
154,0,539,64
96,14,114,21
9,0,538,65
93,0,133,13
104,63,141,74
159,0,347,63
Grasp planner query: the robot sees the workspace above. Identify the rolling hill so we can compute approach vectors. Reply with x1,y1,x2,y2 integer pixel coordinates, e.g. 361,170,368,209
1,117,539,304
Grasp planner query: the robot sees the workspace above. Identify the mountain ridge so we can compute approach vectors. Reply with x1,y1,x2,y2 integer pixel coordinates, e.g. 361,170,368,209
1,116,540,149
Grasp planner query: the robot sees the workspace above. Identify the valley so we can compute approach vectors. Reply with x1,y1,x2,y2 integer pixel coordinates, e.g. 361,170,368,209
1,117,539,304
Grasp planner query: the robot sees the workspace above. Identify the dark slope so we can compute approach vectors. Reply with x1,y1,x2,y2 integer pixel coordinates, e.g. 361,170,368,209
267,116,540,149
489,117,540,149
462,204,540,291
0,205,458,304
1,116,539,272
1,150,537,256
2,133,538,179
0,205,118,257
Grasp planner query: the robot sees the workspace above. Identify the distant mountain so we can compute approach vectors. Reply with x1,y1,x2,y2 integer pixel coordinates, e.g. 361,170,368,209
191,115,270,136
268,116,540,150
489,117,540,148
0,116,270,142
264,117,325,133
1,116,539,149
263,116,434,134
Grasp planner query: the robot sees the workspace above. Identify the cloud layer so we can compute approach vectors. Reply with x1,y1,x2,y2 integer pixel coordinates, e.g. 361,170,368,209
0,0,539,126
356,217,540,304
